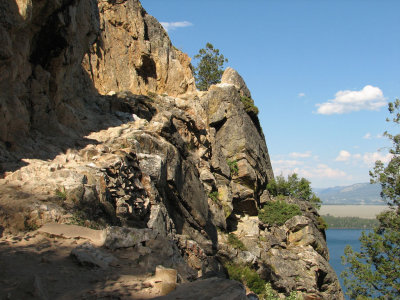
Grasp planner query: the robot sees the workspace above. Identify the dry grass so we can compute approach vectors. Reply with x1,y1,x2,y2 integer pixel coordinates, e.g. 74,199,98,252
320,205,388,219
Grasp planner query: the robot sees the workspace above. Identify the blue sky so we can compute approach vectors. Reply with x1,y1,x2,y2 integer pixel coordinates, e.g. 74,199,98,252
142,0,400,188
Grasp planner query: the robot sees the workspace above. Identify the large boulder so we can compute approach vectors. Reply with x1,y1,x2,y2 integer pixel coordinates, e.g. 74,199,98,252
153,277,248,300
221,67,251,98
203,78,274,215
70,242,117,269
286,215,329,260
263,247,344,299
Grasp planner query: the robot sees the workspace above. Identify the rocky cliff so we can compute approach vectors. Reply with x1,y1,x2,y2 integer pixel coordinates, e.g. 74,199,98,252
0,1,344,299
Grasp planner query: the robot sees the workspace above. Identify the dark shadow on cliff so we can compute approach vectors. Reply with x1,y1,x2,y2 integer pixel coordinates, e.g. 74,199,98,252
0,0,157,175
0,66,157,175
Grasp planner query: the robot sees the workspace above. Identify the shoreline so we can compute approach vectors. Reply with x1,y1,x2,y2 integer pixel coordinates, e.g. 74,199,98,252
320,205,387,219
326,227,374,230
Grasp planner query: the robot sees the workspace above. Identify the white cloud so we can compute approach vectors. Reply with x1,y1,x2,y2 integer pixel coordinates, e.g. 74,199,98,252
335,150,351,162
272,160,304,168
362,152,393,166
316,85,386,115
298,92,306,97
289,151,312,158
160,21,193,32
294,164,348,179
315,164,348,178
335,150,392,167
272,159,348,181
363,133,372,139
272,160,304,177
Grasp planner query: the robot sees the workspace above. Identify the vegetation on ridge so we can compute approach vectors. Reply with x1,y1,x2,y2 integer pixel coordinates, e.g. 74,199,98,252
227,159,239,176
227,233,247,251
209,191,220,204
258,200,302,226
193,43,228,91
240,96,259,116
225,263,266,295
267,173,322,209
225,262,301,299
55,186,67,200
323,214,378,229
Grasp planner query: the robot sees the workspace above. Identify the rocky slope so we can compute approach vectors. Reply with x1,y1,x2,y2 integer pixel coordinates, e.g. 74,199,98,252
0,0,344,299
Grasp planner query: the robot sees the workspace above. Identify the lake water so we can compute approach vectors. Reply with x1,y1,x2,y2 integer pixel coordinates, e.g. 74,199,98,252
326,229,368,299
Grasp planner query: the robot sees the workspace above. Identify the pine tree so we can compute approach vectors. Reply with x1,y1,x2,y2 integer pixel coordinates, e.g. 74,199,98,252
341,99,400,299
193,43,228,91
267,173,322,209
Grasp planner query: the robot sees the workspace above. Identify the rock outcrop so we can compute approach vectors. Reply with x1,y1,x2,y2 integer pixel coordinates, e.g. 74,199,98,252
0,0,100,145
154,277,248,300
0,0,194,148
82,0,196,97
0,0,344,299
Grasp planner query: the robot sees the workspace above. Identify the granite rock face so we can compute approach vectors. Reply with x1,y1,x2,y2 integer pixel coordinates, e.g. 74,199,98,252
0,0,194,147
221,67,252,98
0,0,100,144
0,1,344,299
82,0,196,97
204,81,274,217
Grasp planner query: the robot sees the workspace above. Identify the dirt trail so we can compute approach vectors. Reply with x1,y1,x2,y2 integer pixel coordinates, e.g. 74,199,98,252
0,228,174,299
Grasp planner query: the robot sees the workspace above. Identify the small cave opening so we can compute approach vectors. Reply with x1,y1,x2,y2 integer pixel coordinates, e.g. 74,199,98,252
316,269,328,291
29,3,72,69
136,55,157,83
209,117,227,133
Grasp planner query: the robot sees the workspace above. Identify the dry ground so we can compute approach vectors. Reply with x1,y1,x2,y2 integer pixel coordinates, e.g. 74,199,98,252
320,205,388,219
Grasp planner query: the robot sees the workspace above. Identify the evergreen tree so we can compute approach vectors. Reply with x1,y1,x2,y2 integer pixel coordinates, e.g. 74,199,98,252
341,100,400,299
193,43,228,91
267,173,322,209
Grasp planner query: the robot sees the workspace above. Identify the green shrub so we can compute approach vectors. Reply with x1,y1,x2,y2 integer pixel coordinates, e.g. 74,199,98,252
262,282,279,299
258,200,301,226
240,96,259,116
317,216,328,230
261,283,302,300
146,91,157,100
209,191,220,204
55,187,67,200
259,235,267,242
227,233,247,251
267,173,322,209
24,219,39,232
223,203,232,218
286,291,302,300
67,211,87,227
226,263,301,299
227,159,239,176
185,141,194,152
225,263,266,295
67,211,104,230
274,194,287,201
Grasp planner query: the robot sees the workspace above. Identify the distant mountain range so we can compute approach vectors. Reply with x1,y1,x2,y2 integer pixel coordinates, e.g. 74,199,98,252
314,183,384,205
